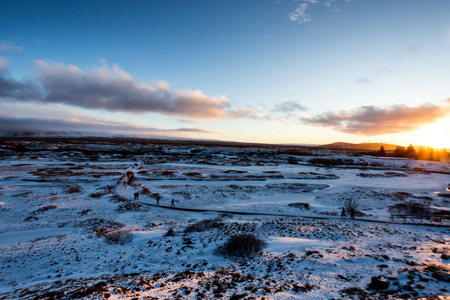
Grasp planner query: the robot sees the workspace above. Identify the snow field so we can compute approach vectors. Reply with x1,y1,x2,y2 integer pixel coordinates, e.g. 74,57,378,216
0,143,449,299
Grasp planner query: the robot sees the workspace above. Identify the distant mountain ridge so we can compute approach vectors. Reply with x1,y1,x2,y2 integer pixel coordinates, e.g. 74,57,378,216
317,142,398,151
0,131,403,151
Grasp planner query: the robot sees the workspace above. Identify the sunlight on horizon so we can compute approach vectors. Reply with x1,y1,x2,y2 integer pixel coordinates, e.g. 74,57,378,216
407,118,450,150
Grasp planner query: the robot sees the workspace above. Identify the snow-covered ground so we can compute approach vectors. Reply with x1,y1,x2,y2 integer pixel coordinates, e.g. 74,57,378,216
0,140,449,299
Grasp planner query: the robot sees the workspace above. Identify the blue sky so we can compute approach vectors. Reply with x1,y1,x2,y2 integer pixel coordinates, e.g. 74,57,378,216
1,0,450,147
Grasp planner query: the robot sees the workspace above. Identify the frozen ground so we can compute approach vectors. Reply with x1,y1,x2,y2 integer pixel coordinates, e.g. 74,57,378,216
0,139,449,299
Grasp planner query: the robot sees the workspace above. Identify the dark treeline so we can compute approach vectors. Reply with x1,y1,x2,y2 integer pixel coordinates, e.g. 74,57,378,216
374,144,449,161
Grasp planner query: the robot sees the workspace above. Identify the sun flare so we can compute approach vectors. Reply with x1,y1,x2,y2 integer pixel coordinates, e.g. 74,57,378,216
408,118,450,150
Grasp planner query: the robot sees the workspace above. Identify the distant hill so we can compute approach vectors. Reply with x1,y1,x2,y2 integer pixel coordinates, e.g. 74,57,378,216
317,142,398,151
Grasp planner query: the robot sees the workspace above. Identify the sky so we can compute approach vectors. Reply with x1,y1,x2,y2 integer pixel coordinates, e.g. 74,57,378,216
1,0,450,148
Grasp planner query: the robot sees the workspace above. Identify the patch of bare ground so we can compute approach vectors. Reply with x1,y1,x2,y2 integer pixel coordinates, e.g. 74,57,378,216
89,191,108,198
65,184,82,194
340,264,450,299
3,268,319,300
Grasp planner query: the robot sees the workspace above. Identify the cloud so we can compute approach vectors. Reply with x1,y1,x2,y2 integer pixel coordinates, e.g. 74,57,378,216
406,46,420,55
355,77,371,84
289,3,312,23
269,101,308,122
302,102,450,135
0,41,24,53
273,101,308,113
227,107,266,120
0,114,217,136
0,60,255,120
0,59,39,99
0,57,8,73
289,0,342,23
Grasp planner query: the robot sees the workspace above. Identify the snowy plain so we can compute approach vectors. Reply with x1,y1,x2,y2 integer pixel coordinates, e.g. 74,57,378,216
0,139,449,299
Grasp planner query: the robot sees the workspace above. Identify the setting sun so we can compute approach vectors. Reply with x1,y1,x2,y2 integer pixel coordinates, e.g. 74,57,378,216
407,118,450,150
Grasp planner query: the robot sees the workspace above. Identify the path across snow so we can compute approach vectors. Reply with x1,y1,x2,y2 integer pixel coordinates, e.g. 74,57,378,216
115,171,450,227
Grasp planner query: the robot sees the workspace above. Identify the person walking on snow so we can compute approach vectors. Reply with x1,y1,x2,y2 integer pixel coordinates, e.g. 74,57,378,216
341,207,346,217
349,207,355,220
171,198,175,207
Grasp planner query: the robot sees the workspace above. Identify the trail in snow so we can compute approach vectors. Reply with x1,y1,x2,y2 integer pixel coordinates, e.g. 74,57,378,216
115,170,450,227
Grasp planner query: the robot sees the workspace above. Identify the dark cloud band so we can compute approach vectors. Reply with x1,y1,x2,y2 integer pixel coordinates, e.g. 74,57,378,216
0,59,252,119
0,115,217,136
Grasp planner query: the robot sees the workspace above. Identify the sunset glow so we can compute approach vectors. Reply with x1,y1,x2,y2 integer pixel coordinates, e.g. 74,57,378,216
408,118,450,150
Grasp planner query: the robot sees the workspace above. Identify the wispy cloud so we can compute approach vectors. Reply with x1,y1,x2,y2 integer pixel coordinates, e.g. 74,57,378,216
0,41,24,53
289,0,345,24
0,60,256,120
273,100,308,113
0,114,217,136
289,2,313,23
0,56,8,73
355,77,371,85
406,46,420,55
227,107,269,120
302,101,450,135
269,100,308,122
0,57,39,99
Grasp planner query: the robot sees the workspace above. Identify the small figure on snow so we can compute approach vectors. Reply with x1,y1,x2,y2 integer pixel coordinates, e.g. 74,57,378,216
349,207,355,220
341,207,346,217
171,198,175,207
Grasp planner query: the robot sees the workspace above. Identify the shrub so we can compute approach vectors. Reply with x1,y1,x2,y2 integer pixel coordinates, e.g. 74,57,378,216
288,157,298,164
184,218,223,234
103,230,134,245
217,213,233,221
90,192,107,198
141,187,152,195
109,194,127,203
164,228,175,236
309,158,355,166
388,202,430,216
86,220,125,237
150,192,162,201
392,192,413,201
344,198,359,212
288,202,310,210
185,172,202,177
66,185,82,194
36,204,57,212
162,171,175,176
116,202,145,213
214,234,268,259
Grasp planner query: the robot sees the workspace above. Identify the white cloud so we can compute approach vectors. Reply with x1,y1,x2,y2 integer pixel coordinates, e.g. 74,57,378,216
289,3,312,23
289,0,346,23
0,41,24,53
